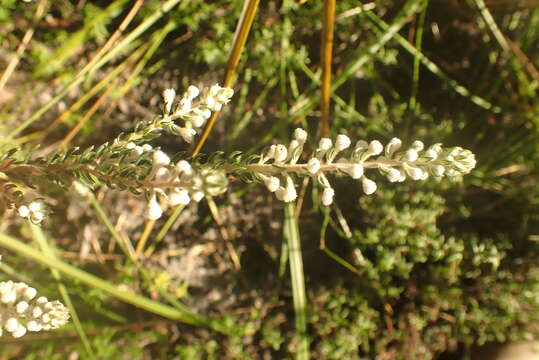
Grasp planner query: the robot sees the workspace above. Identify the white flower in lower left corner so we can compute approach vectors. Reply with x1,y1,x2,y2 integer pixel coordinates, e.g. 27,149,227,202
0,281,70,338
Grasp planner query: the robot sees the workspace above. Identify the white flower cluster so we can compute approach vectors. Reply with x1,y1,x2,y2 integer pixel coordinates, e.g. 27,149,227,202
143,150,228,220
255,128,309,203
125,141,154,159
252,129,476,206
17,200,47,224
161,84,234,143
0,281,70,338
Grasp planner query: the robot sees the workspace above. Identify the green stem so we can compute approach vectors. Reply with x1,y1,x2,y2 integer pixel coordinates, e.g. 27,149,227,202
284,202,309,360
88,193,134,260
409,1,428,111
144,204,185,257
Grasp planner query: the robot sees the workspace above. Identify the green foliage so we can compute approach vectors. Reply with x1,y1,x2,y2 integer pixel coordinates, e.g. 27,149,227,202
0,0,17,24
174,339,220,360
308,184,539,359
312,288,378,359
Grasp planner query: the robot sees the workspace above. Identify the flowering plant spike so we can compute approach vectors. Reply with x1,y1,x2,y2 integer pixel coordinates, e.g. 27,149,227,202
0,83,475,222
0,280,70,338
250,130,476,206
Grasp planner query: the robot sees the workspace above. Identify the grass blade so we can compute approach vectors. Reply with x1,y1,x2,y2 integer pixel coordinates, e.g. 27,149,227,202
0,231,232,333
320,0,336,137
35,0,130,76
409,1,428,111
252,0,426,149
30,224,96,360
362,6,501,112
0,0,48,93
192,0,260,156
74,0,144,80
7,0,183,140
144,204,185,258
284,202,309,360
88,193,135,260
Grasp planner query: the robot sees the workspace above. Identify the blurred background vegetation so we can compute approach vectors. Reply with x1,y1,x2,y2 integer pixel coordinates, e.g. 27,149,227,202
0,0,538,359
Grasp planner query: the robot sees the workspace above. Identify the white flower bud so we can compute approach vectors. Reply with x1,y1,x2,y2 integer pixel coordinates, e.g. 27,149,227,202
211,102,223,112
264,145,277,161
335,134,351,151
72,181,90,197
344,163,364,179
412,140,424,151
219,87,234,100
29,201,42,213
307,158,321,174
176,160,192,175
322,187,335,206
26,320,42,332
449,147,462,157
318,138,333,151
404,165,424,180
191,114,206,128
429,143,443,154
216,93,228,103
133,146,144,156
126,142,136,150
162,88,176,114
288,139,300,153
275,188,286,202
274,144,288,163
367,140,383,156
294,128,308,143
177,98,192,115
155,167,171,182
201,108,212,119
386,137,402,157
423,149,438,160
209,84,222,96
18,206,30,218
1,290,16,304
31,211,45,224
178,127,197,143
12,326,27,338
163,88,176,102
5,318,19,332
431,165,445,177
387,168,405,182
23,287,37,301
16,301,29,314
205,96,216,110
168,189,190,206
275,176,297,202
32,306,43,318
404,149,419,162
362,177,377,195
355,140,369,151
152,150,171,167
186,85,200,99
142,144,153,152
264,176,280,192
145,194,162,220
192,191,205,202
285,176,297,201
